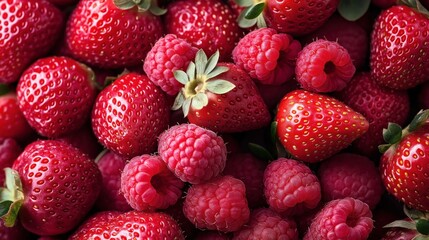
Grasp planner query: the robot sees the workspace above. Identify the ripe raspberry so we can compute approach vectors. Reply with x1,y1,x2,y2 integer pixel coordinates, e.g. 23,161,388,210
318,153,384,209
95,150,132,212
121,154,184,211
183,175,250,232
304,198,374,240
295,39,356,92
158,123,227,184
143,34,198,96
232,28,301,85
264,158,321,216
233,208,299,240
222,153,266,208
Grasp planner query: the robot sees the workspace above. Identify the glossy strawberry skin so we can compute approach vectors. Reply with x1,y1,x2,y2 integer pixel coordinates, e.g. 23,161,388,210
0,0,63,84
186,63,271,133
66,0,164,69
0,92,34,141
380,124,429,212
12,140,102,236
92,72,170,158
370,5,429,90
275,89,369,162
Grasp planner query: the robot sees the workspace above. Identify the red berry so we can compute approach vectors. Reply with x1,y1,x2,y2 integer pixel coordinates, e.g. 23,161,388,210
0,137,21,186
0,92,34,141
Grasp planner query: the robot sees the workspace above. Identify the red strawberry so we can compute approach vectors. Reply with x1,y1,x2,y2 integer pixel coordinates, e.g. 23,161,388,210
0,138,21,186
17,56,98,138
164,0,242,61
65,0,165,69
0,0,64,84
172,50,271,133
68,211,122,240
275,89,369,163
92,72,170,158
370,4,429,90
0,140,102,236
57,124,104,160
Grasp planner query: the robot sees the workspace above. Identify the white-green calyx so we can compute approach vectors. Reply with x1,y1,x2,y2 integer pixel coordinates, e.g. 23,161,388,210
113,0,167,15
0,168,24,227
172,49,236,117
236,0,267,28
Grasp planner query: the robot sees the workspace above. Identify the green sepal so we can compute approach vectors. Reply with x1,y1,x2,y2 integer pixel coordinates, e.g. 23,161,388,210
404,205,428,220
237,2,267,28
113,0,167,15
244,2,265,19
248,143,274,161
235,0,253,7
0,168,24,228
113,0,138,10
337,0,371,21
414,235,429,240
0,84,10,96
378,143,391,154
409,109,429,132
206,80,235,94
383,122,403,145
383,219,416,230
0,200,22,227
94,148,109,164
148,0,167,16
416,219,429,235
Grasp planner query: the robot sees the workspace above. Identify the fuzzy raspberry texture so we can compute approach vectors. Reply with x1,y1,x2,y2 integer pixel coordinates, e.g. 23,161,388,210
233,208,299,240
295,39,356,92
158,123,227,184
232,28,301,85
264,158,321,216
183,175,250,232
222,153,266,208
121,154,184,211
143,34,198,95
304,198,374,240
318,153,384,209
95,150,132,212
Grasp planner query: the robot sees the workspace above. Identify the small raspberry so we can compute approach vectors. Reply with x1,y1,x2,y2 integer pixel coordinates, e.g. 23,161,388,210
121,154,184,211
158,123,227,184
183,175,250,232
304,198,374,240
143,34,198,95
318,153,384,209
295,39,356,92
233,208,299,240
222,153,266,208
264,158,321,216
232,28,301,85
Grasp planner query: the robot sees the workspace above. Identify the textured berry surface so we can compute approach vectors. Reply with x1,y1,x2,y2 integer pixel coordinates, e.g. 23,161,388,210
304,198,374,240
57,124,103,160
158,123,227,184
232,28,301,85
143,34,198,95
183,175,250,232
295,39,356,92
0,92,34,141
68,211,122,240
17,56,97,138
318,153,384,209
121,154,184,211
233,208,299,240
264,158,321,216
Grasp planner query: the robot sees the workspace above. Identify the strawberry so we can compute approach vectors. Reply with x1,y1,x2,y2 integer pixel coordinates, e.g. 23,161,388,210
370,4,429,90
164,0,242,61
0,0,64,84
275,89,369,162
380,110,429,212
172,50,271,133
65,0,165,69
92,72,170,157
0,140,102,236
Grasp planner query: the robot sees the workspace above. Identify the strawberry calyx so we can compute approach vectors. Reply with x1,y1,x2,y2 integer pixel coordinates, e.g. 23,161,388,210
235,0,267,28
0,168,24,228
0,84,10,96
337,0,371,21
384,205,429,239
172,49,235,117
399,0,429,17
113,0,166,15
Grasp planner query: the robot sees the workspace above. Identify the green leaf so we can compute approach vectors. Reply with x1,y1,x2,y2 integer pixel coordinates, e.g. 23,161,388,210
174,70,189,85
383,220,416,230
409,109,429,132
416,219,429,235
182,98,192,117
244,2,265,19
237,9,258,28
248,143,274,161
337,0,371,21
383,123,403,144
113,0,136,10
195,50,208,77
191,92,208,110
235,0,253,7
404,205,427,220
186,62,196,81
0,201,12,217
1,200,22,227
378,143,391,154
205,50,220,75
0,84,9,96
256,15,267,28
149,0,167,15
206,80,235,94
137,0,150,11
207,66,229,79
172,92,185,111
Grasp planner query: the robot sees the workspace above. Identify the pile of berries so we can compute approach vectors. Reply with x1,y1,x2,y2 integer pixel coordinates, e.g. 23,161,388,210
1,0,429,239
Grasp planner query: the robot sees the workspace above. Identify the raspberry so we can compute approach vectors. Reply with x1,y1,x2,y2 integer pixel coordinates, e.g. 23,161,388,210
121,154,184,211
222,153,266,208
295,39,356,92
304,198,374,240
263,158,321,216
143,34,198,95
183,175,250,232
233,208,299,240
232,28,301,85
318,153,384,209
158,123,227,184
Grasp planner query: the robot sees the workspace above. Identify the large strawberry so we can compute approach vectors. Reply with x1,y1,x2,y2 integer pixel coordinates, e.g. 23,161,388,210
92,72,170,157
65,0,165,69
172,50,271,133
370,3,429,90
0,0,63,84
0,140,102,236
380,110,429,212
275,89,369,163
